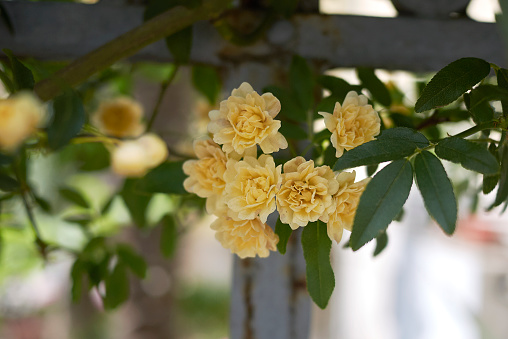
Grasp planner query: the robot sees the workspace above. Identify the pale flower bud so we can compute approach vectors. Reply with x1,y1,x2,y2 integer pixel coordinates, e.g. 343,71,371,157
111,141,150,177
137,133,168,168
0,92,44,151
92,97,145,138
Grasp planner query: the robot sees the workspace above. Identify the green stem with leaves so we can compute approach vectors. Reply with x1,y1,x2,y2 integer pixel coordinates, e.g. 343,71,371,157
33,0,231,101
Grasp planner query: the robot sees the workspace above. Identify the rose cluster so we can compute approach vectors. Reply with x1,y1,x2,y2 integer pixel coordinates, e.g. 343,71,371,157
183,83,380,258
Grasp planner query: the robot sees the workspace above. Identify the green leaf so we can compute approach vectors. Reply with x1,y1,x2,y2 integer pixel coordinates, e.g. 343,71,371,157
70,259,85,302
415,58,491,112
366,164,378,176
101,196,115,215
192,65,221,105
414,151,457,235
264,85,306,122
279,122,308,140
117,244,147,278
290,55,314,111
357,67,392,107
34,195,52,213
496,68,508,116
301,221,335,309
317,75,354,102
48,90,85,150
315,95,341,117
59,188,89,208
137,161,187,194
0,69,14,93
492,139,508,207
322,142,337,167
334,127,429,171
435,137,500,175
0,174,19,192
467,85,508,123
275,218,292,255
64,215,92,227
350,159,413,251
373,232,388,257
60,143,110,172
2,49,34,91
104,263,130,310
161,215,178,258
483,174,499,194
121,179,152,228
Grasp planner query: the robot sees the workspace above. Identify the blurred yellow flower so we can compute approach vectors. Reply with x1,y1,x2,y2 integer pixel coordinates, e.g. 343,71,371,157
111,133,168,177
224,154,281,223
326,171,370,243
211,215,279,258
183,139,228,214
276,157,339,229
92,97,145,138
207,82,287,156
319,91,380,157
0,92,44,151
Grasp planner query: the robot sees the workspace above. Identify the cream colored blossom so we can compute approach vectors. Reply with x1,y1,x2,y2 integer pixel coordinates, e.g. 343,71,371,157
276,157,339,229
183,139,228,214
319,91,380,157
326,171,370,243
207,82,287,156
0,92,44,151
111,133,168,177
92,97,145,138
211,215,279,258
224,154,281,223
137,133,168,168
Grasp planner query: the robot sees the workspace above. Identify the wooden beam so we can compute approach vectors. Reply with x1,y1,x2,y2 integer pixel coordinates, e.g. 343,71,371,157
0,1,505,71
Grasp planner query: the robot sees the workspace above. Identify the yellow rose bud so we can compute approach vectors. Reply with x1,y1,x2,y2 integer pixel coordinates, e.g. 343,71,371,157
137,133,168,168
111,141,150,177
92,97,145,138
319,91,381,158
211,215,279,258
326,171,370,243
223,154,281,223
207,82,288,156
0,92,44,151
276,156,339,229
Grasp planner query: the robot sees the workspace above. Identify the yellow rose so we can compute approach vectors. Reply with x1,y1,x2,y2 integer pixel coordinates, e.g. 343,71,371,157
92,97,145,138
211,215,279,258
207,82,288,156
111,133,168,177
276,156,339,229
223,154,281,223
326,171,370,243
319,91,380,157
183,139,228,214
0,92,44,151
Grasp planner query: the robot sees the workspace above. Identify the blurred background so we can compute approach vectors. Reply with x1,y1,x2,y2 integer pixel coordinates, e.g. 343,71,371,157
0,0,508,338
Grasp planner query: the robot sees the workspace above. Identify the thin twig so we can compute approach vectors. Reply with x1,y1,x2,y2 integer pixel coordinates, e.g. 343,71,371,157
146,66,180,132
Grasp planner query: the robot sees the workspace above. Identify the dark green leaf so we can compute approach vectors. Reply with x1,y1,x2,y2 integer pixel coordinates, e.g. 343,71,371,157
60,143,110,172
2,49,34,91
275,218,292,255
317,75,354,102
0,174,19,192
414,151,457,235
483,174,499,194
435,137,500,175
64,215,92,227
192,65,221,105
101,196,115,215
34,195,52,213
334,127,429,171
104,263,130,310
0,69,14,93
59,188,89,208
117,244,147,278
121,179,152,228
322,142,337,167
315,95,341,117
48,90,85,150
264,85,306,121
496,68,508,116
301,221,335,309
357,67,392,107
415,58,491,112
350,160,413,251
373,232,388,257
161,215,178,258
279,122,308,140
290,55,314,112
70,259,85,302
137,161,187,194
366,164,378,176
492,139,508,208
467,85,508,123
313,129,332,144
